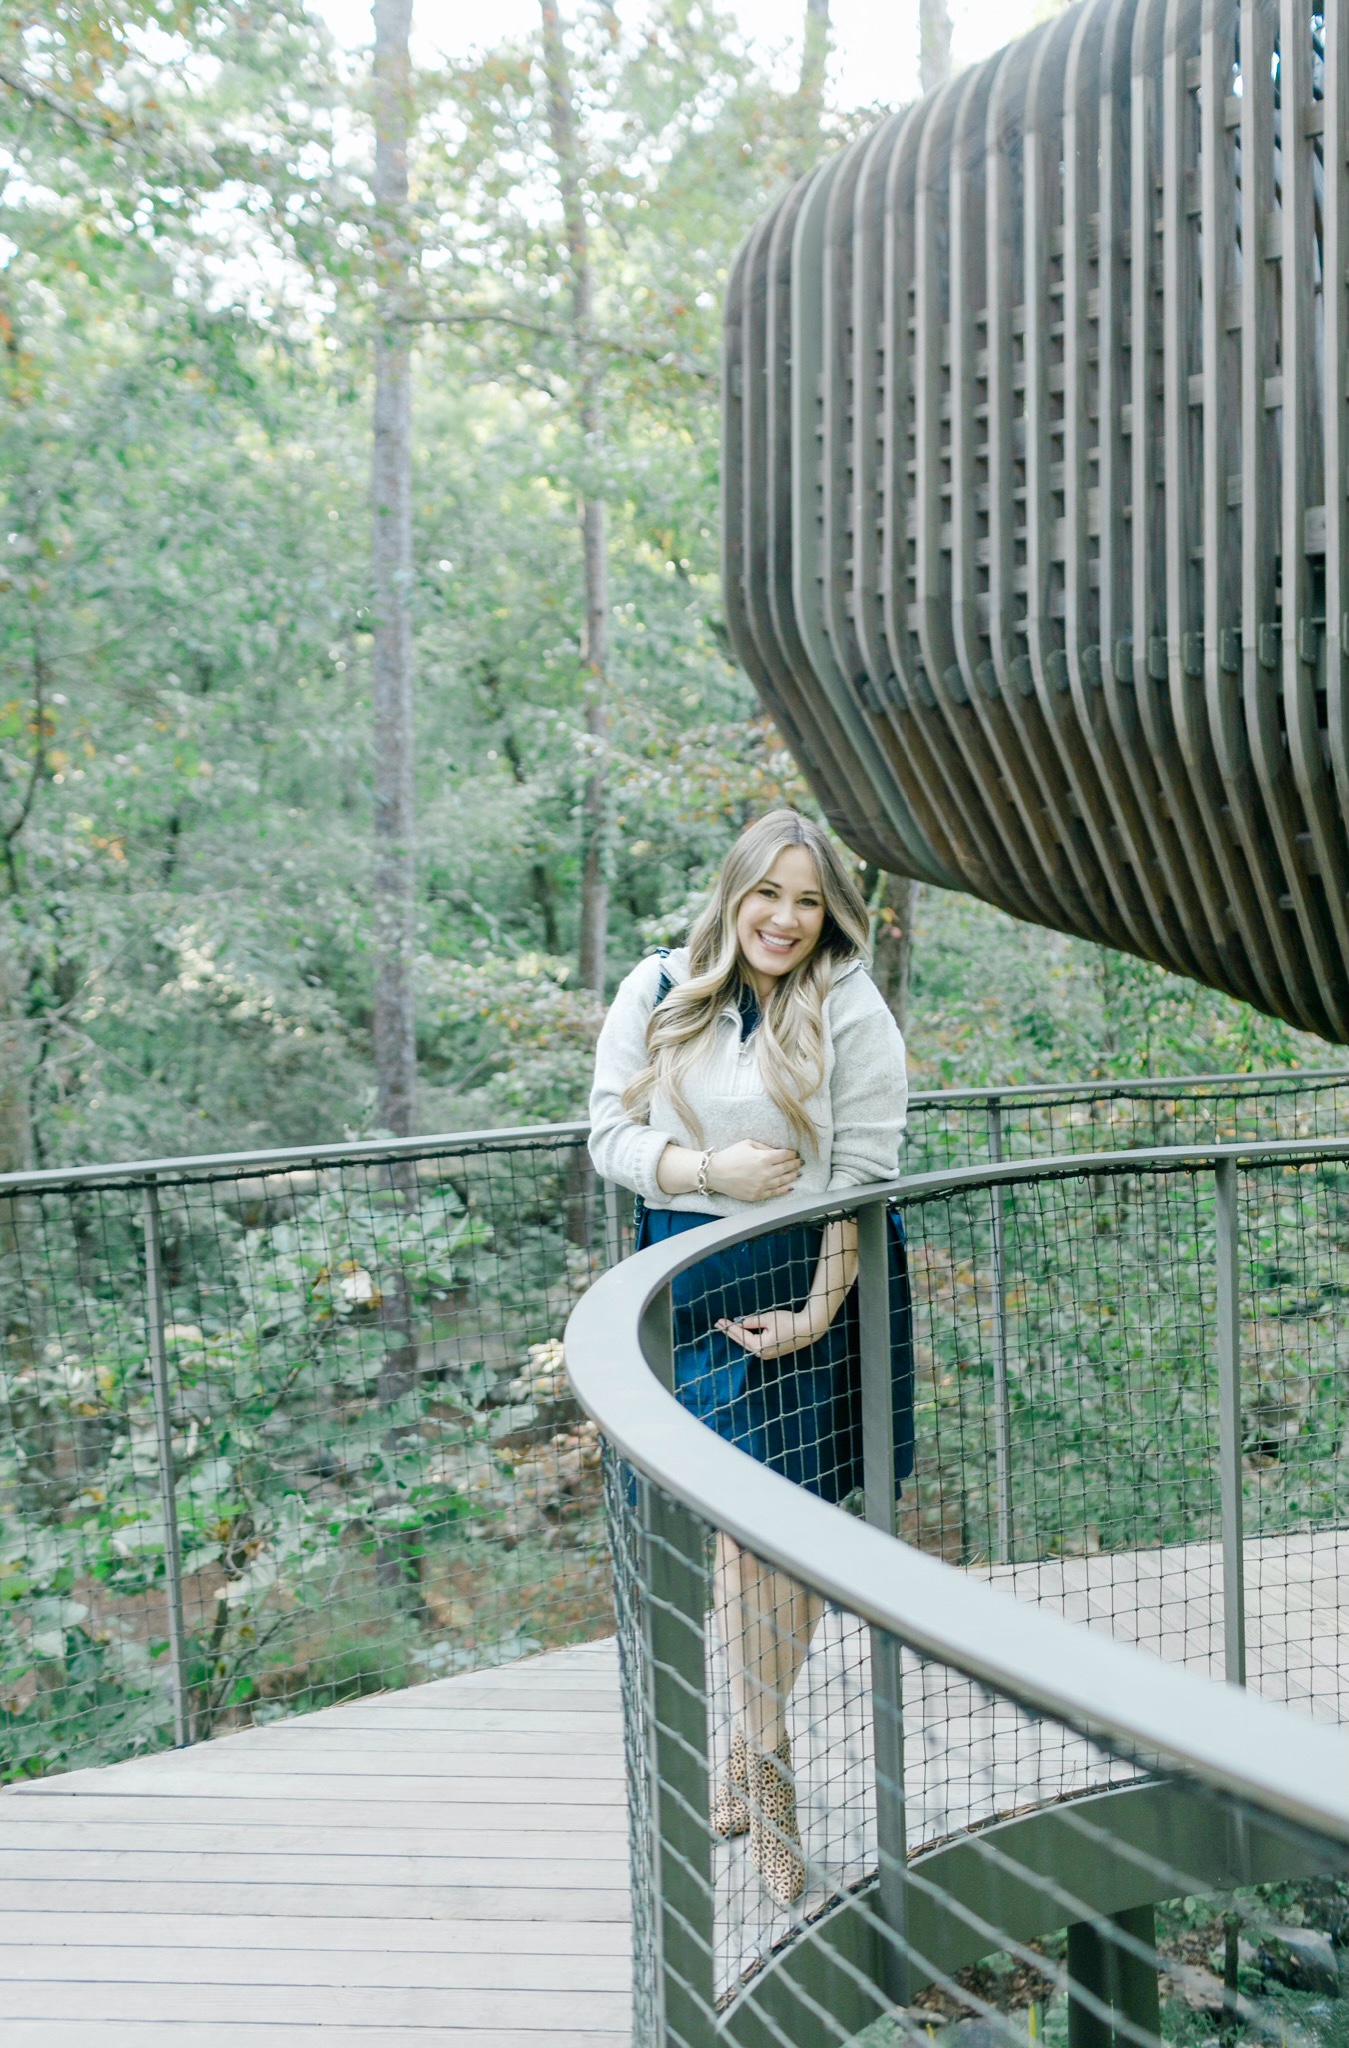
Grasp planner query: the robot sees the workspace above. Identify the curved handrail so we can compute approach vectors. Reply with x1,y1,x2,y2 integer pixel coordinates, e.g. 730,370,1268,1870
905,1063,1349,1108
564,1135,1349,1845
0,1118,594,1197
2,1063,1344,1197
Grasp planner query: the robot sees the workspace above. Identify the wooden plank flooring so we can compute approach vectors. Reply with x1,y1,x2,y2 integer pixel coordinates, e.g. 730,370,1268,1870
0,1530,1343,2040
0,1638,630,2046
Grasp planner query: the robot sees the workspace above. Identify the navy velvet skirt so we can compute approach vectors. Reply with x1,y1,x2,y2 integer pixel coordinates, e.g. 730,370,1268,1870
638,1206,915,1506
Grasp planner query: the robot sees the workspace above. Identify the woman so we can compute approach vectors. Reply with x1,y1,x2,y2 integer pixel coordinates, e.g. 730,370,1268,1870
588,809,913,1909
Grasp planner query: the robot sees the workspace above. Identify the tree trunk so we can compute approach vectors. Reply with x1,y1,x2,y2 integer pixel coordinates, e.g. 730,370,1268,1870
540,0,609,999
0,933,31,1179
370,0,423,1614
918,0,954,96
371,0,417,1136
791,0,830,176
0,933,40,1512
871,874,920,1036
799,0,830,110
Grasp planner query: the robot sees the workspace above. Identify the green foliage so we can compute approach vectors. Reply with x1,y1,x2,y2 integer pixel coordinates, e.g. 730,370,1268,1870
0,1,1336,1180
905,889,1331,1093
0,1156,613,1775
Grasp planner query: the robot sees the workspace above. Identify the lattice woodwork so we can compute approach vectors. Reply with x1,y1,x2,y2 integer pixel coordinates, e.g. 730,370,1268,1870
724,2,1349,1040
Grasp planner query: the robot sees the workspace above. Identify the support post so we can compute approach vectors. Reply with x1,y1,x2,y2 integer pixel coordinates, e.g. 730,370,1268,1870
143,1184,191,1748
639,1478,715,2048
603,1177,623,1268
1067,1905,1162,2048
987,1098,1012,1564
859,1198,910,2004
1214,1156,1246,1686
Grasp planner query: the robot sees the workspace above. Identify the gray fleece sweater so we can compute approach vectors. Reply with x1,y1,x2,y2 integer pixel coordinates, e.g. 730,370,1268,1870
587,947,907,1217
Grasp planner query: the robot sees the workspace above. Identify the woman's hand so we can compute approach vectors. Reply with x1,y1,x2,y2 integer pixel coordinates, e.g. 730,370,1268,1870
708,1140,802,1203
716,1305,830,1361
717,1218,859,1361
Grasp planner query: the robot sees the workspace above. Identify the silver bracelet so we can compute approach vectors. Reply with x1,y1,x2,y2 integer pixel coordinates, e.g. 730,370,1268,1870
696,1150,712,1200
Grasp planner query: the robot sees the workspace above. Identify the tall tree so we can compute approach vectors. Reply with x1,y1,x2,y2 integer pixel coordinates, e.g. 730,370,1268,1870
540,0,609,1000
919,0,954,95
871,873,920,1036
371,0,417,1133
798,0,830,110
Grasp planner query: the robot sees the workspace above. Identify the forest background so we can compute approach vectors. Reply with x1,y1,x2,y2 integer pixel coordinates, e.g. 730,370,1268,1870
1,0,1336,1180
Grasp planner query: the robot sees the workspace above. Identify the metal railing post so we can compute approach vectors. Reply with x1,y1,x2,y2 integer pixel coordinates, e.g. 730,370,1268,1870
1067,1905,1162,2048
603,1177,624,1267
143,1184,191,1747
859,1197,910,2003
1214,1157,1246,1686
639,1473,715,2048
987,1097,1013,1563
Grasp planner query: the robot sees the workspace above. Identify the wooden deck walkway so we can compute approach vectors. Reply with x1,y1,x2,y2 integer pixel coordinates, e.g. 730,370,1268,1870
0,1638,630,2046
0,1530,1343,2041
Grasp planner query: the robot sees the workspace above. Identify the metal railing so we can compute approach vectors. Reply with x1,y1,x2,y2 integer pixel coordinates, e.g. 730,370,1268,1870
0,1122,607,1778
2,1064,1346,1782
565,1136,1349,2046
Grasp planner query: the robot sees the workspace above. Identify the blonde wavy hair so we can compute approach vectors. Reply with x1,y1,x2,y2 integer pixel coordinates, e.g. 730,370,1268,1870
622,811,872,1152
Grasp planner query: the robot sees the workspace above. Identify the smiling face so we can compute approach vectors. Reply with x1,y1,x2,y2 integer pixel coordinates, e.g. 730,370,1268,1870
735,844,828,999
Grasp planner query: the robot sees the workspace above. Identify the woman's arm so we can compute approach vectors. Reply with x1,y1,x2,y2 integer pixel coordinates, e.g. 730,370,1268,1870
717,1216,858,1360
588,963,803,1205
587,957,680,1203
658,1140,803,1203
824,979,908,1190
715,975,902,1358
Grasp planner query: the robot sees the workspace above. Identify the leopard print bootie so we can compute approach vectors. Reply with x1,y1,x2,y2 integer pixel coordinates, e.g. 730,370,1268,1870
711,1726,750,1838
748,1736,805,1908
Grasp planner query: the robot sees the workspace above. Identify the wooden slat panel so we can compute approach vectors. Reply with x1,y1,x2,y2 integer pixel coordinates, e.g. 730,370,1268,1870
1325,4,1349,842
1094,0,1214,970
946,58,1066,918
3,2021,625,2048
0,1879,631,1919
915,71,1063,924
792,149,939,871
822,124,950,879
0,1796,626,1832
0,1822,627,1861
1063,0,1202,978
15,1769,625,1803
877,99,1005,892
1198,0,1321,1029
728,0,1349,1049
0,1946,631,1990
1024,4,1151,955
847,110,962,886
1161,0,1289,1012
721,224,827,822
0,1911,630,1955
0,1983,633,2029
737,203,889,863
1237,0,1341,1030
1278,0,1349,1034
985,23,1123,940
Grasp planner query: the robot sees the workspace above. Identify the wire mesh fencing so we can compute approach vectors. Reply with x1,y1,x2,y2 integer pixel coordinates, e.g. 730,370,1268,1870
608,1480,1348,2048
903,1068,1349,1173
900,1154,1349,1732
2,1066,1347,1785
568,1144,1349,2048
0,1128,613,1779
